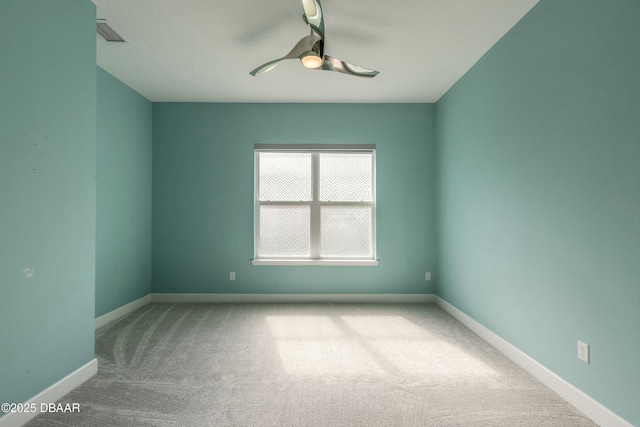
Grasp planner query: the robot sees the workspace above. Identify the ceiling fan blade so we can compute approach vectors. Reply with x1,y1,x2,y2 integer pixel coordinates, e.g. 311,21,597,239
321,55,380,78
302,0,325,39
250,59,286,76
250,35,322,76
285,34,322,59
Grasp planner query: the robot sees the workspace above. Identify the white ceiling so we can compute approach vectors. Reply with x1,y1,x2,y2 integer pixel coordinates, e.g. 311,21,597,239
94,0,539,103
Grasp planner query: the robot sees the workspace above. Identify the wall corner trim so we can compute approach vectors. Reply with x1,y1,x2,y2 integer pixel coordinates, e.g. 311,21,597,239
435,296,633,427
0,359,98,427
95,294,152,329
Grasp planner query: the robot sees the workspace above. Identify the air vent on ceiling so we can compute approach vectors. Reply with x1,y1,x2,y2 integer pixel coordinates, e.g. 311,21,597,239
97,21,125,43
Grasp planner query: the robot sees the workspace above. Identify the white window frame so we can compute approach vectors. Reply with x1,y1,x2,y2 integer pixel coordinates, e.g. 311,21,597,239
252,144,378,266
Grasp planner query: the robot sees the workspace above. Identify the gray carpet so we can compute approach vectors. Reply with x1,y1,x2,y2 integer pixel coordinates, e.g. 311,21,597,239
27,303,596,426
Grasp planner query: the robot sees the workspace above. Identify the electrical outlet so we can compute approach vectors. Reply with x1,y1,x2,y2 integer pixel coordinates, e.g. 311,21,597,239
230,272,235,281
425,272,431,281
577,340,589,363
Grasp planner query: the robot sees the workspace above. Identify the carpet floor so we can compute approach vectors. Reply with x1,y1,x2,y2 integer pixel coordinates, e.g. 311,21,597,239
26,303,596,426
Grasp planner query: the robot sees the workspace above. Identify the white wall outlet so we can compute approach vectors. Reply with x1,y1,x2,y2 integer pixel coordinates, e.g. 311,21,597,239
230,272,235,281
425,272,431,281
578,340,589,363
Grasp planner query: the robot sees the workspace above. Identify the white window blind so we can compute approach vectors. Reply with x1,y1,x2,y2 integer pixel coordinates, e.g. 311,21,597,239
253,145,377,266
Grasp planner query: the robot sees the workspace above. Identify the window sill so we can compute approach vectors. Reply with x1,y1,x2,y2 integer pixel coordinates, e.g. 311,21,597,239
251,259,379,266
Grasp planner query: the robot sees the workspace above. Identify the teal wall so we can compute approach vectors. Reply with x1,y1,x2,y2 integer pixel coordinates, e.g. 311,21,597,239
152,103,435,294
2,0,634,422
96,67,152,317
434,0,640,424
0,0,97,406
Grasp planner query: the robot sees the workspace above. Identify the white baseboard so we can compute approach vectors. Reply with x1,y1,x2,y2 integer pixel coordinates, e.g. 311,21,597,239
95,293,434,327
95,294,152,329
435,296,633,427
151,293,436,304
0,359,98,427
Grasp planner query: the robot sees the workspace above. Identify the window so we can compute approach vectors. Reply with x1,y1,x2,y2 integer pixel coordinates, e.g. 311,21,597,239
252,144,377,266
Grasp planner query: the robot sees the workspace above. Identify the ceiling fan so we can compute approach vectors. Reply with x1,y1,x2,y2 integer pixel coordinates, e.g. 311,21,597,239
249,0,379,78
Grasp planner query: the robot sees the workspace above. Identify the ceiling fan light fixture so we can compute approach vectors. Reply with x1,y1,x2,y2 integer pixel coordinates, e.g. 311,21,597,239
300,53,323,69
